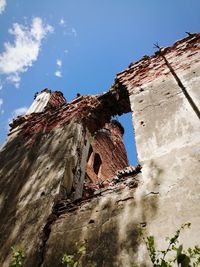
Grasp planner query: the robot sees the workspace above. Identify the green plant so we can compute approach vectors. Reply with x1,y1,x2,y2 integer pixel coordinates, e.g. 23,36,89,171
62,242,96,267
62,242,86,267
145,223,200,267
9,247,25,267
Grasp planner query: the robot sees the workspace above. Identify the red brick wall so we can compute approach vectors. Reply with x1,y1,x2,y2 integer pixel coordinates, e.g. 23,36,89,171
86,120,129,183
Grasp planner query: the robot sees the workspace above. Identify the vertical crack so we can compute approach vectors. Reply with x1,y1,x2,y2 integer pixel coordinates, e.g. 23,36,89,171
156,47,200,120
36,199,82,266
36,209,58,267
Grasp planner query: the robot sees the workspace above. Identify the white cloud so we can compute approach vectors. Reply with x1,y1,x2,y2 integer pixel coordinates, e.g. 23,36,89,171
0,98,3,108
56,59,62,67
7,106,28,131
55,59,62,77
0,80,3,90
0,98,4,115
64,49,69,54
0,0,6,14
71,27,77,37
59,18,66,26
6,73,21,88
13,106,28,117
54,70,62,78
63,27,77,38
0,17,54,87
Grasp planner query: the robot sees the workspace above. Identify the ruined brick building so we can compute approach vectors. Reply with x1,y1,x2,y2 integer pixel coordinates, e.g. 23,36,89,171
0,33,200,266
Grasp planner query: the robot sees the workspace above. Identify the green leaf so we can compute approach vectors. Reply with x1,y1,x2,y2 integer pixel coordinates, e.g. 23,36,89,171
177,245,183,257
177,253,191,267
160,259,168,267
9,247,25,267
77,245,86,256
146,236,157,264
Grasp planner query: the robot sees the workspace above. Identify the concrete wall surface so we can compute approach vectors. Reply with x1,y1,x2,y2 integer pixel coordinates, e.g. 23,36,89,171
0,121,86,266
41,174,144,267
125,36,200,259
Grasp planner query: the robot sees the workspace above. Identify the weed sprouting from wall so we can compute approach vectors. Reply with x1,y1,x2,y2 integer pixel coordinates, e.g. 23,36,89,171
9,247,25,267
144,223,200,267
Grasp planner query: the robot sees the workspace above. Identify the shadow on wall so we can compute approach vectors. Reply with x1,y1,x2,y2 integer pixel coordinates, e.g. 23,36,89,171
43,172,161,267
139,160,163,223
0,134,47,266
80,160,163,266
0,132,161,266
0,121,82,266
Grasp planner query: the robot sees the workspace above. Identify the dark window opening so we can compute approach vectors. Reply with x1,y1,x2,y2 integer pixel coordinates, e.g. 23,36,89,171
93,153,102,175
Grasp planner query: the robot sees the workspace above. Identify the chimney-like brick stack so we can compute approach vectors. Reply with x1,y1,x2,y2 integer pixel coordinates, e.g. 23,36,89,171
86,120,129,184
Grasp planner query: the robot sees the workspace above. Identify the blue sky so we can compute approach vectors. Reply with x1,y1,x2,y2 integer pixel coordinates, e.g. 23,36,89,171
0,0,200,165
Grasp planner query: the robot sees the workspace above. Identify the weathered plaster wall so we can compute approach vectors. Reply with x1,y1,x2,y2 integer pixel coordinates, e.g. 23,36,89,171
26,89,66,115
116,33,200,257
26,90,51,115
0,87,131,266
42,172,142,267
0,120,87,266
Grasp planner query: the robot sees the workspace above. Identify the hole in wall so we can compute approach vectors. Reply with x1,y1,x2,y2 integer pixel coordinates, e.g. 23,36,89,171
85,111,138,185
83,87,139,191
93,153,102,175
88,219,95,224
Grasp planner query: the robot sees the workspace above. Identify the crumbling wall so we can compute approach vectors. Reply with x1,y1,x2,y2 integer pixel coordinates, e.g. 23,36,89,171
0,120,88,267
0,87,132,266
0,33,200,267
115,33,200,260
41,169,142,267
